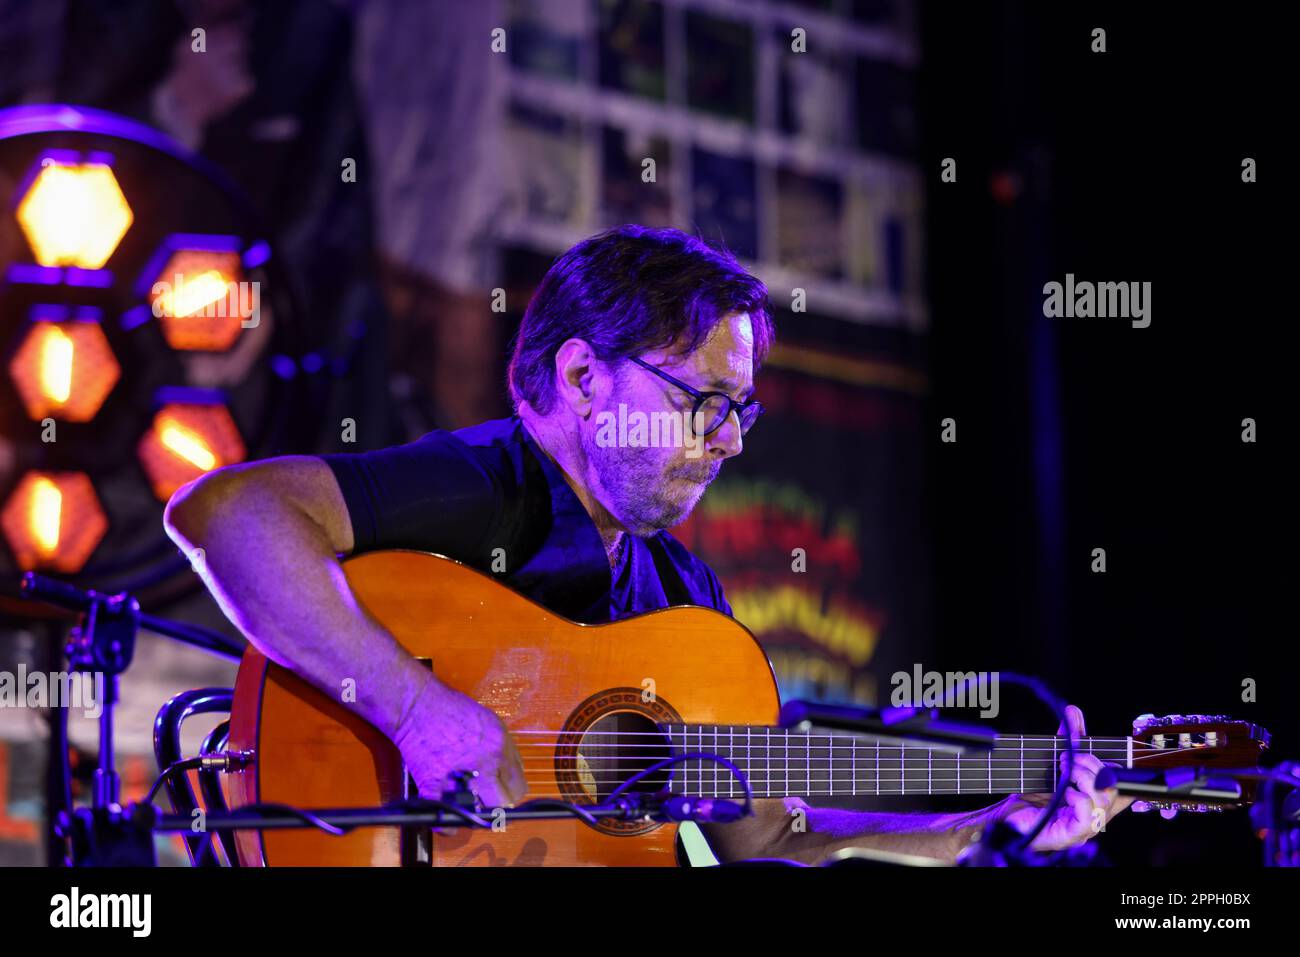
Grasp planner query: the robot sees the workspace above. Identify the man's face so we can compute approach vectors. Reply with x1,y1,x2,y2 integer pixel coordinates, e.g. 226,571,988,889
581,312,755,536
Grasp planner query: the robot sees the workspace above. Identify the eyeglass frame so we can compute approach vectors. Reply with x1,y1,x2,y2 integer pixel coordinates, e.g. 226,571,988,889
626,356,764,437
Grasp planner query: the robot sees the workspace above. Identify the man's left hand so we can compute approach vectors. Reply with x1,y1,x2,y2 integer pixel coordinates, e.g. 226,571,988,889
995,704,1134,851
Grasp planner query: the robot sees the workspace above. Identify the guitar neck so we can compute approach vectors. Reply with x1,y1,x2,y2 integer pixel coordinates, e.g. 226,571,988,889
662,725,1133,799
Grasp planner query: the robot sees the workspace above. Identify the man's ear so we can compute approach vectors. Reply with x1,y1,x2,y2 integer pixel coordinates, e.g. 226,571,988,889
553,338,599,416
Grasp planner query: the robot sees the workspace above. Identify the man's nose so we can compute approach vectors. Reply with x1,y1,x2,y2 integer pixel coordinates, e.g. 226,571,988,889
705,410,743,459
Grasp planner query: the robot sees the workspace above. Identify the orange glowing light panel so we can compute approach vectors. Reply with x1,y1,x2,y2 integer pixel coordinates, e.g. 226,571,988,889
138,403,245,500
1,472,108,573
16,161,133,269
7,321,121,421
148,250,248,351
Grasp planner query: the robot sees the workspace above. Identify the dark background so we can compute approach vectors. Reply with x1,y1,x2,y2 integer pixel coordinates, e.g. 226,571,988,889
921,2,1291,864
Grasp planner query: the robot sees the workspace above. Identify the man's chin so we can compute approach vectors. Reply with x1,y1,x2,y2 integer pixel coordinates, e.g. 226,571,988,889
656,492,709,532
622,497,699,536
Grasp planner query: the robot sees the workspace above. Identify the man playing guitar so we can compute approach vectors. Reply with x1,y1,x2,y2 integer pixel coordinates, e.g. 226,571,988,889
164,224,1131,864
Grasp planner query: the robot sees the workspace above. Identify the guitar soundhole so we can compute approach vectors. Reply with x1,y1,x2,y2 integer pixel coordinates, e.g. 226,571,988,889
578,712,673,802
556,687,683,835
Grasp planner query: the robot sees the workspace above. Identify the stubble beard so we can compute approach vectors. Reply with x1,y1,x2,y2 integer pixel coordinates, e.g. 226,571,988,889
582,427,721,536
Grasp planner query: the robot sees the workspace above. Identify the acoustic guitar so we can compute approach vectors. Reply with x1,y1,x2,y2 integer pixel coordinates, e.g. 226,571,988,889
227,551,1270,866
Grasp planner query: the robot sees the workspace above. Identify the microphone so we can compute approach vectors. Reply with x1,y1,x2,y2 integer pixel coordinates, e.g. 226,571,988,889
657,795,747,823
1095,766,1242,804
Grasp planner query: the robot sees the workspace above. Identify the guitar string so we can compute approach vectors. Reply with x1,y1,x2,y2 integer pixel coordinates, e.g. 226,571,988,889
433,729,1222,792
457,790,1118,795
512,748,1133,759
511,751,1134,758
509,738,1139,748
509,738,1196,756
503,791,1130,795
510,744,1192,757
503,743,1206,793
507,746,1199,770
476,744,1217,793
505,755,1189,770
510,740,1138,748
509,731,1143,740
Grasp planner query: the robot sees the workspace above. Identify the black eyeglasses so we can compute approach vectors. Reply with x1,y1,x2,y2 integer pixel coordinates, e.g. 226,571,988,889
627,356,764,437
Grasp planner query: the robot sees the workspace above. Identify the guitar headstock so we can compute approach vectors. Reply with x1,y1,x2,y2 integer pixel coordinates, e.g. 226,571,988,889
1129,713,1271,813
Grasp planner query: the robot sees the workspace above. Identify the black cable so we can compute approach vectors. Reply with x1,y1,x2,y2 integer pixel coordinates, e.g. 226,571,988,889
386,798,491,831
607,750,754,815
509,798,601,829
998,672,1074,856
226,802,348,837
923,669,1074,858
145,756,204,805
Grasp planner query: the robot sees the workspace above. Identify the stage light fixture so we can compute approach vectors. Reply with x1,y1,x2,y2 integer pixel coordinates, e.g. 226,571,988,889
141,238,249,351
137,395,246,501
0,471,108,573
7,308,121,421
15,152,133,269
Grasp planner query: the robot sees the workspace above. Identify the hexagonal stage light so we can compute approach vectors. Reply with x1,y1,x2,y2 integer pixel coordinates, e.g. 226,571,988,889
138,235,250,352
1,471,108,573
7,306,121,421
137,390,246,501
14,150,133,269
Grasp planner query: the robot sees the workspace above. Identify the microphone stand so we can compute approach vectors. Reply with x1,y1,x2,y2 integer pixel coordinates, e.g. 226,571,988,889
779,699,997,754
17,572,243,864
54,778,697,867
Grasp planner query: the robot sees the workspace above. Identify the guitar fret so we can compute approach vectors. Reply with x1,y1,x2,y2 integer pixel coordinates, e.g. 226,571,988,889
745,726,750,800
731,726,736,798
707,725,715,796
729,725,735,797
697,726,702,797
718,725,723,798
780,731,787,795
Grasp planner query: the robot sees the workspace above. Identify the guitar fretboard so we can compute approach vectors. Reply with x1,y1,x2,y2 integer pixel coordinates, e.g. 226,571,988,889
661,725,1133,799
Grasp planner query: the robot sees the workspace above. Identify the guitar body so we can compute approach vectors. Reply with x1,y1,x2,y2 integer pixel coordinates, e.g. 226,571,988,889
228,550,781,866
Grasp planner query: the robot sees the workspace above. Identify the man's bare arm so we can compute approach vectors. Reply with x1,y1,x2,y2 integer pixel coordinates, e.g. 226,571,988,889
700,797,1000,865
164,457,429,739
163,456,526,805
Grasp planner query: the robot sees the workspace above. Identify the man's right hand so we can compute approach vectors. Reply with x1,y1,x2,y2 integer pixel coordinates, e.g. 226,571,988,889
392,680,528,809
